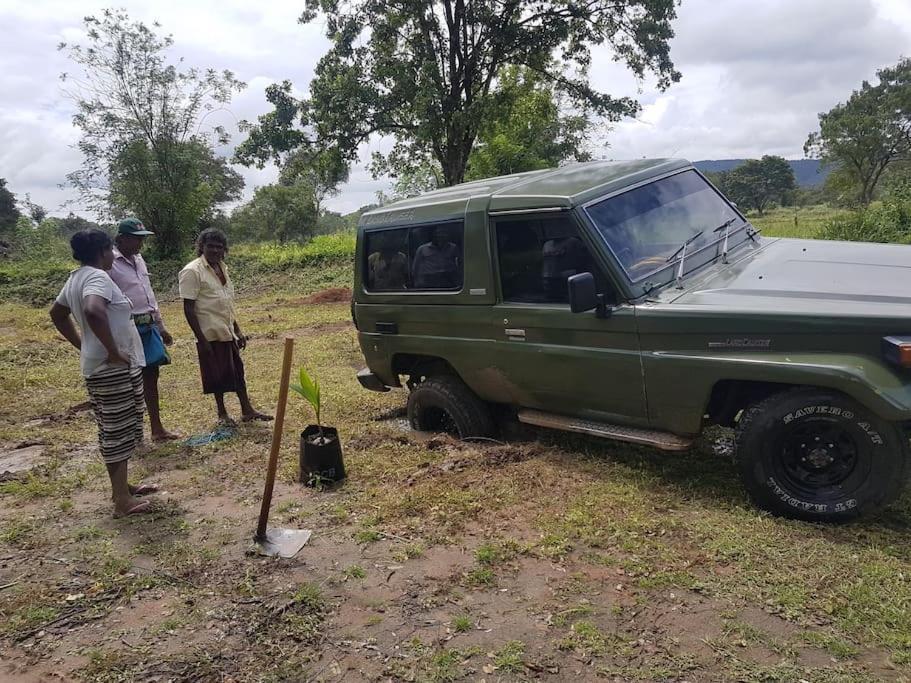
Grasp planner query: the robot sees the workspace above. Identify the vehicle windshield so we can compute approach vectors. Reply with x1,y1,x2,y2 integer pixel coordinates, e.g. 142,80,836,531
584,170,744,282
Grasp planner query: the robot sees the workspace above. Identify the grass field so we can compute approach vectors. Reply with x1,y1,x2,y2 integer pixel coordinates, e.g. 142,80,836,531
747,204,851,239
2,248,910,681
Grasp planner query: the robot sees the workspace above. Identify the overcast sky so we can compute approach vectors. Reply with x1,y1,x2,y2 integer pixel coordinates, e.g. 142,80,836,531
1,0,909,218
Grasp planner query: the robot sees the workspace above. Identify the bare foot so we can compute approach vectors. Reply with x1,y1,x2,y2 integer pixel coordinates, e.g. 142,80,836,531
241,410,273,422
151,429,181,442
217,415,237,427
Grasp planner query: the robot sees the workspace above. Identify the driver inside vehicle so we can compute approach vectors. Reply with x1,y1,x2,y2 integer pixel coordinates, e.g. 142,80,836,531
541,223,592,302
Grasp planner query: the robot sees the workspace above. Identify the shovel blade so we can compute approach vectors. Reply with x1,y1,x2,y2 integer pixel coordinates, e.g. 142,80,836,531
255,527,312,558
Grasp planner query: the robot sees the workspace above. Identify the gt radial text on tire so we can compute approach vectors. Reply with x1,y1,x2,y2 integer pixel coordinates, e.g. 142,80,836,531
735,388,910,522
407,375,495,439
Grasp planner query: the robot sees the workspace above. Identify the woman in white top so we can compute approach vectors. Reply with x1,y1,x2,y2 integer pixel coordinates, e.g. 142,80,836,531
50,229,156,518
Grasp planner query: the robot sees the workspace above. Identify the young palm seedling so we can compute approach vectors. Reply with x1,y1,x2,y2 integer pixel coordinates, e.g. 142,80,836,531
291,365,346,485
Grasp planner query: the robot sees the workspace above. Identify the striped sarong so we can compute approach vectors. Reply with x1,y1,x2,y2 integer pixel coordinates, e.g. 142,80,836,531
85,366,144,464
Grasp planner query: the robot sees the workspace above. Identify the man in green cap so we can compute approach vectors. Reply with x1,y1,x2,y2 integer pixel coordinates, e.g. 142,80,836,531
109,218,180,441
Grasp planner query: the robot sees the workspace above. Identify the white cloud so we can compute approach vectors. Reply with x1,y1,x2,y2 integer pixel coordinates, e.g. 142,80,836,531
0,0,909,217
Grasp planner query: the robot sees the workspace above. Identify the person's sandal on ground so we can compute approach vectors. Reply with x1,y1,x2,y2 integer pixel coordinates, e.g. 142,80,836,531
129,482,159,496
113,499,152,518
241,410,273,422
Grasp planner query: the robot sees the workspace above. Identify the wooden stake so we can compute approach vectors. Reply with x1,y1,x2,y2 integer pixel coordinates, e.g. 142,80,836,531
256,336,294,540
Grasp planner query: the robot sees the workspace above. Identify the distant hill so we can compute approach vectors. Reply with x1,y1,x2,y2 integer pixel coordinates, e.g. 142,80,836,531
694,159,832,187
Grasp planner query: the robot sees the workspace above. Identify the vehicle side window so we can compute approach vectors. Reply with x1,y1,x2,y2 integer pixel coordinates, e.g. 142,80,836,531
496,216,610,304
365,221,464,292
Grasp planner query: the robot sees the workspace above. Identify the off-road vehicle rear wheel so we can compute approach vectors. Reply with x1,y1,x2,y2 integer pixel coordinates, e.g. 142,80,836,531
735,388,909,522
407,376,495,439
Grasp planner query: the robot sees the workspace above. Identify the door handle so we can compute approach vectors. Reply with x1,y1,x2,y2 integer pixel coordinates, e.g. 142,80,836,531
376,321,398,334
505,328,526,341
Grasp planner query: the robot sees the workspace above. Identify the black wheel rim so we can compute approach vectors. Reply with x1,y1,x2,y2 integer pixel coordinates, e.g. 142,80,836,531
770,417,871,503
419,405,461,437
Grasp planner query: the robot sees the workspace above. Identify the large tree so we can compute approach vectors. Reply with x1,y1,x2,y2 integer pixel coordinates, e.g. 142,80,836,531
465,66,594,181
241,0,679,188
233,84,349,215
107,138,244,254
0,178,20,234
721,156,797,215
59,9,245,256
805,58,911,206
231,182,318,244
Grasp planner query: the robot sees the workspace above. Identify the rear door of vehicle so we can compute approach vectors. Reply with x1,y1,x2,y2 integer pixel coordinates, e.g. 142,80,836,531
486,211,648,423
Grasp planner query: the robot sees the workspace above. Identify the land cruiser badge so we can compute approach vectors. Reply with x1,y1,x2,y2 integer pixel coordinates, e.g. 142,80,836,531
708,338,771,349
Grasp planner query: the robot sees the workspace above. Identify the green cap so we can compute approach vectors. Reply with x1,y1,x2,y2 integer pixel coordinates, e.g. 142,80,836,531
117,217,154,236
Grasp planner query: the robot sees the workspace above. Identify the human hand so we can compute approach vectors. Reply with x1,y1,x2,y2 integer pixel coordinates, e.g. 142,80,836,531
237,335,247,351
161,329,174,346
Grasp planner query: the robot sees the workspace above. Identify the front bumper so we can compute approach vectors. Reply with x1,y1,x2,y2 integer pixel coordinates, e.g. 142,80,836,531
356,368,390,393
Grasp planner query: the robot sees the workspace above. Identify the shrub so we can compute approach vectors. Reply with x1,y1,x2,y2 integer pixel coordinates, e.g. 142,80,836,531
820,180,911,244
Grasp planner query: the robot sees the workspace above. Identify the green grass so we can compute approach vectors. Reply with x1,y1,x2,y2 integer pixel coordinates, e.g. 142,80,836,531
2,250,911,680
748,204,850,239
0,232,355,306
493,640,526,673
343,564,366,580
451,614,473,633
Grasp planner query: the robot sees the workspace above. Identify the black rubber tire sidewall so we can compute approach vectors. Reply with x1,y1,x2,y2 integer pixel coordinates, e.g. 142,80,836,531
735,388,908,522
407,376,495,439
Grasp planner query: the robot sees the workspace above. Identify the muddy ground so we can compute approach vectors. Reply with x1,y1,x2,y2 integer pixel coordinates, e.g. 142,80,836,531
1,286,910,682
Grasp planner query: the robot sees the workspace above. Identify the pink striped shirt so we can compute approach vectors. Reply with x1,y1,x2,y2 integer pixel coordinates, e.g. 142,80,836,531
109,248,162,326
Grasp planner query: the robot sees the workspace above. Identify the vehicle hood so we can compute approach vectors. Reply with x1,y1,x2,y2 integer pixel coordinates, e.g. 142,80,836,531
669,238,911,317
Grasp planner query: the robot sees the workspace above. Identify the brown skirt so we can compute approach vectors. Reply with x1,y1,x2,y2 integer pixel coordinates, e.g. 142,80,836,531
196,340,247,394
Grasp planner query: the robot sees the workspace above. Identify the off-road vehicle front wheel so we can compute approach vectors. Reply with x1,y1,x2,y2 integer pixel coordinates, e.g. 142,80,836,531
407,375,495,439
735,388,909,522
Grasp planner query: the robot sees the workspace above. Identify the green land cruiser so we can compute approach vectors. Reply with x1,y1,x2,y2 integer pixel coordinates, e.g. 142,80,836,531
352,158,911,522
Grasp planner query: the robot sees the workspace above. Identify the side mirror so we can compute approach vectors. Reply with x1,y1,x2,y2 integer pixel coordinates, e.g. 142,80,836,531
567,271,612,320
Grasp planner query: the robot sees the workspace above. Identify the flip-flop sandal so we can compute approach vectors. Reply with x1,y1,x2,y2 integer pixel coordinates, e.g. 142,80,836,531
151,432,182,442
241,413,274,422
113,500,152,519
131,483,159,496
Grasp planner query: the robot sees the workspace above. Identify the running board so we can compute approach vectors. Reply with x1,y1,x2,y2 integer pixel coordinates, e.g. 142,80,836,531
517,410,694,452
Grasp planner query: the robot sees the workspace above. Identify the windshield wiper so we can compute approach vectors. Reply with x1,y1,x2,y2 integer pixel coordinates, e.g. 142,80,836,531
713,218,738,264
666,230,703,289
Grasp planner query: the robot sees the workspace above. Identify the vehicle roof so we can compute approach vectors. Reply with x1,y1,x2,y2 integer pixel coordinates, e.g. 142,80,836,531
359,158,692,228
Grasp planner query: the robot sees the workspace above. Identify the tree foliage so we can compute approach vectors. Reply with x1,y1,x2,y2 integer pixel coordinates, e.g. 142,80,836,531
233,82,349,215
58,213,101,238
21,194,48,225
242,0,679,188
0,178,20,234
59,9,245,256
719,156,797,215
231,182,318,244
805,58,911,206
278,148,348,216
465,66,594,181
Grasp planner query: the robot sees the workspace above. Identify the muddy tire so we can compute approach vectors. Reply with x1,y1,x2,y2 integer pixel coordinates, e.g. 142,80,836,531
735,388,909,522
407,376,495,439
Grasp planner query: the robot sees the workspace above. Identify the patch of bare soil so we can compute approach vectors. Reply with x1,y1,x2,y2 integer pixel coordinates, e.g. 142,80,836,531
301,287,352,304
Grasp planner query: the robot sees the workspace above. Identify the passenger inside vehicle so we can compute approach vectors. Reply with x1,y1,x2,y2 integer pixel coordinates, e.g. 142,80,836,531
367,232,409,290
412,226,461,289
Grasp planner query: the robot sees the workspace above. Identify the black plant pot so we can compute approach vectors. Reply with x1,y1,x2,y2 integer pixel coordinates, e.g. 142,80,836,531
299,425,345,487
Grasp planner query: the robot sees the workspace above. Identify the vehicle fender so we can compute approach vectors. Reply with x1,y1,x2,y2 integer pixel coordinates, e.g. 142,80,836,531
642,350,911,433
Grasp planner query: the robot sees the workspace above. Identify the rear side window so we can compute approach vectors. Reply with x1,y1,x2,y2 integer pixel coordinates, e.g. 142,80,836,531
364,221,464,291
496,215,606,304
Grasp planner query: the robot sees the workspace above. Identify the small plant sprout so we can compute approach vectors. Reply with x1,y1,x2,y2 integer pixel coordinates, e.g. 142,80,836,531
290,365,323,439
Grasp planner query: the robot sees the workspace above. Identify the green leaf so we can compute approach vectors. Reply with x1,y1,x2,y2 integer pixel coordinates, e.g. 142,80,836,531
290,366,321,424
